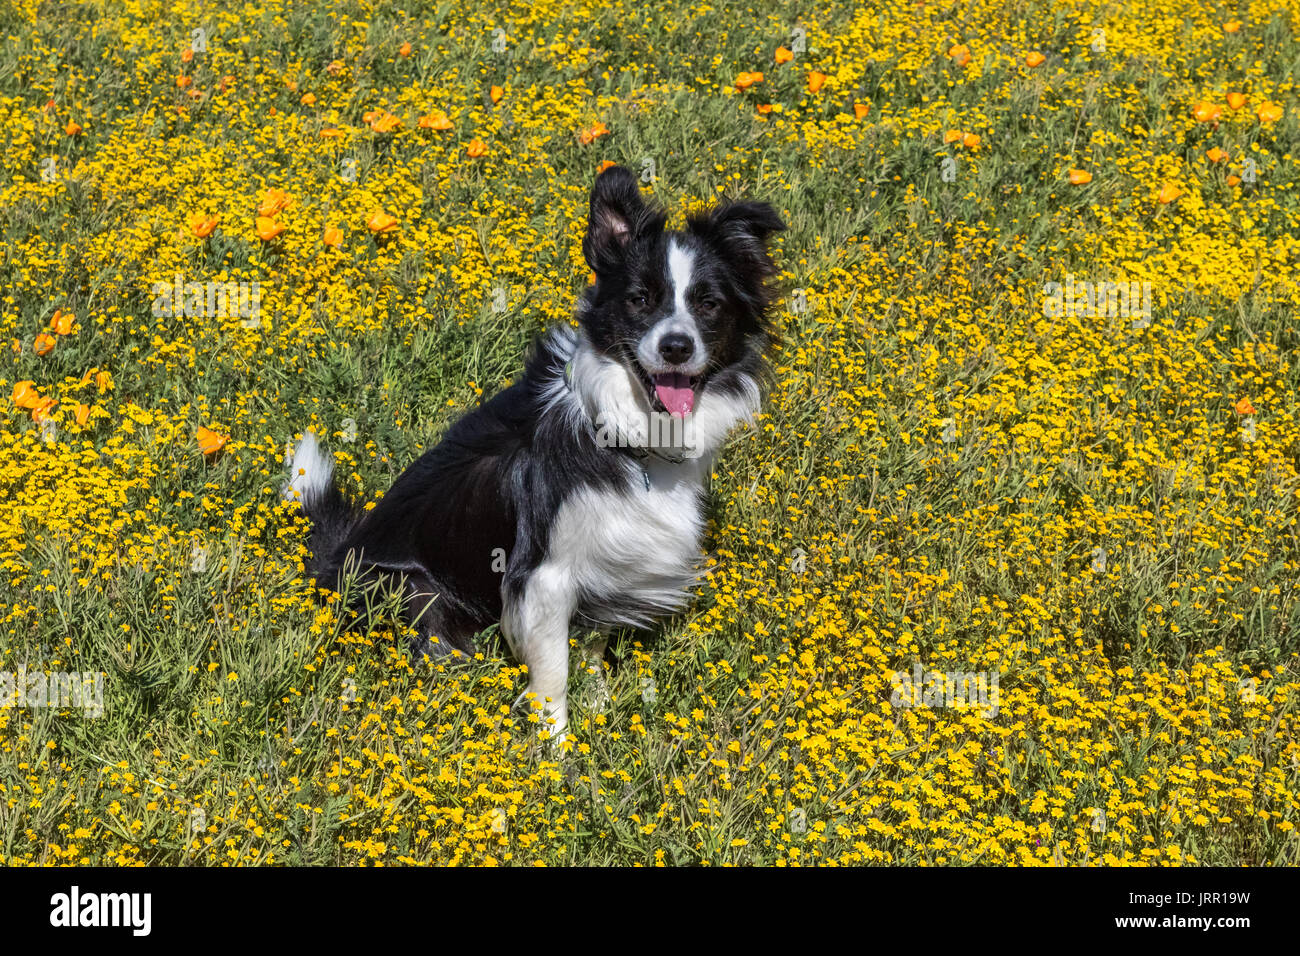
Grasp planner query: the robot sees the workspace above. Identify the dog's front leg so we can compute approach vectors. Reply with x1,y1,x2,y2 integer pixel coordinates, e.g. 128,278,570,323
580,634,612,716
502,565,576,740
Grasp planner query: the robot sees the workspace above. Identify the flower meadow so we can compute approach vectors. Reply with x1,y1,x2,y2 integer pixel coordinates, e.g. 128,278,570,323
1,0,1299,867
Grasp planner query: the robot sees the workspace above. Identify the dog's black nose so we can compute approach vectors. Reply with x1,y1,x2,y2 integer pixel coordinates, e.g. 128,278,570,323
658,333,694,365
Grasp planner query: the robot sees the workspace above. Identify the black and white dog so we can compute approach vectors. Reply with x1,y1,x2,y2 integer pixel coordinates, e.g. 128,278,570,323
284,165,783,738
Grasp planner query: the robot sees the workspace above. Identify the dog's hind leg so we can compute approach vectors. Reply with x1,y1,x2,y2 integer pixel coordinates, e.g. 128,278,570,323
402,571,458,661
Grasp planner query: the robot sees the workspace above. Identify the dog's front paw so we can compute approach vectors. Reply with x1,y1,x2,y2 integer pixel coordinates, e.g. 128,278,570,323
511,690,569,749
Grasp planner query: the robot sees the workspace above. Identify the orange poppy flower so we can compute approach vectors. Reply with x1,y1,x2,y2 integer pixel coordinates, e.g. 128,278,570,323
1223,20,1242,33
490,85,504,104
258,188,291,218
1157,183,1182,204
219,74,235,92
1206,147,1228,163
1192,101,1222,123
1226,92,1246,110
323,225,343,247
52,309,74,335
256,217,285,240
326,60,344,75
1226,174,1241,186
197,426,228,455
961,132,981,149
399,42,413,57
177,75,192,88
75,403,90,426
466,138,487,158
181,47,194,63
32,396,57,424
806,70,826,93
735,72,763,90
300,92,316,106
774,46,793,64
1068,169,1092,185
1024,51,1045,68
320,127,344,138
943,129,963,144
96,370,113,392
368,112,401,133
756,103,773,114
366,210,398,233
190,213,219,238
1256,101,1283,123
1234,397,1256,415
854,102,870,119
419,111,453,130
12,381,40,409
578,121,610,144
596,160,615,173
34,332,56,356
948,44,971,66
65,121,83,136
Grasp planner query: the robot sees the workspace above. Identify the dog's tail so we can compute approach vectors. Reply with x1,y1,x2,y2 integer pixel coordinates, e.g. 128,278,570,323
283,430,360,585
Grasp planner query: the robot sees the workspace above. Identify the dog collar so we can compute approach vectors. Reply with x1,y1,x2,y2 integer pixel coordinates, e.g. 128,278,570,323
563,359,689,472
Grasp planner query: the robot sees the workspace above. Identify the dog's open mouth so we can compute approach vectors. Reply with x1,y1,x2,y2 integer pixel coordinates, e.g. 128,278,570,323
635,365,703,417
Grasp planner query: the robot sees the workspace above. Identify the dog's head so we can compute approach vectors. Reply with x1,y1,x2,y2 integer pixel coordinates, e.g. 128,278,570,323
577,165,784,419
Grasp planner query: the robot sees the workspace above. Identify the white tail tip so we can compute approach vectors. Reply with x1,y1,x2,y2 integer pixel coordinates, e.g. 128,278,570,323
283,430,333,505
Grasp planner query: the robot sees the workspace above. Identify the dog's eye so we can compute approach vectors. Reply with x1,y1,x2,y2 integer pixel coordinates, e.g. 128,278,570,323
697,297,719,312
626,293,647,310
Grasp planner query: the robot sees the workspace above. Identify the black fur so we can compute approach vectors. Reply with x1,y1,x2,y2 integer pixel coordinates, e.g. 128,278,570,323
298,335,629,655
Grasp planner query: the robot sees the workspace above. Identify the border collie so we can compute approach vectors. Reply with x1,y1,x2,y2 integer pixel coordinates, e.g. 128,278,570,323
284,165,783,739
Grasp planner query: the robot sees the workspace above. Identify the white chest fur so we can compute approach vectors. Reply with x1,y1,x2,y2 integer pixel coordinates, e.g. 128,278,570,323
544,455,711,627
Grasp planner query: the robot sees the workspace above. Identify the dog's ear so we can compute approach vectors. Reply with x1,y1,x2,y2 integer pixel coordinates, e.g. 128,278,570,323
583,165,648,273
690,201,785,274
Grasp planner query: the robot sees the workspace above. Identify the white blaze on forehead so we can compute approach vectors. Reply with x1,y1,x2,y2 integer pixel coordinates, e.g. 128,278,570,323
635,238,709,375
667,239,695,315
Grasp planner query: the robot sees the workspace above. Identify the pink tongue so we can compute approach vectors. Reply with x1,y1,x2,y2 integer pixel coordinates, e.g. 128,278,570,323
653,373,695,417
